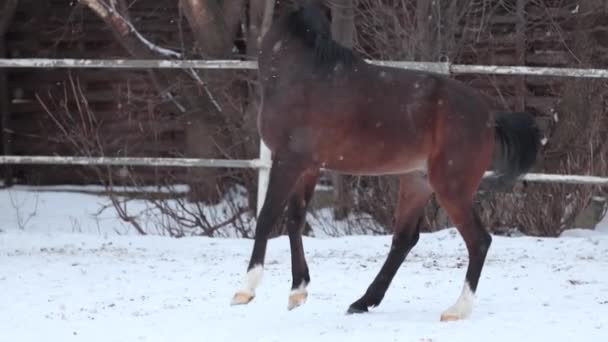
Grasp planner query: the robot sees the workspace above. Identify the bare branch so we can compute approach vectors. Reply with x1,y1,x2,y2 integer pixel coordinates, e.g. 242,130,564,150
79,0,181,58
78,0,188,113
186,69,223,113
179,0,228,57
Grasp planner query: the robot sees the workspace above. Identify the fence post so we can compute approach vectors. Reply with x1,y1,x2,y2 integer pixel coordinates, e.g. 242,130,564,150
256,139,271,216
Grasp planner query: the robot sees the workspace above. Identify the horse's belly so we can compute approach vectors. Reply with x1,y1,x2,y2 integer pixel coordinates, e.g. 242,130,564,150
320,144,429,176
258,103,431,176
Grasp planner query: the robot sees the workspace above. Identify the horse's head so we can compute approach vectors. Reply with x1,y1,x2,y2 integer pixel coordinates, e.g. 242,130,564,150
287,0,331,46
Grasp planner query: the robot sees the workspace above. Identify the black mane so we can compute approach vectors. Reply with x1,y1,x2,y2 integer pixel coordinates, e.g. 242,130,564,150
287,4,357,68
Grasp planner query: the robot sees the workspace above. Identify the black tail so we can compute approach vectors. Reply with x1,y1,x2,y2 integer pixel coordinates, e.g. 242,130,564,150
486,111,541,189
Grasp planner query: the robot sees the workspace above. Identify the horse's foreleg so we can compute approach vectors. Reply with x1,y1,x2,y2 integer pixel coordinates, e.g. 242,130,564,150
231,155,309,306
348,172,431,314
285,170,319,310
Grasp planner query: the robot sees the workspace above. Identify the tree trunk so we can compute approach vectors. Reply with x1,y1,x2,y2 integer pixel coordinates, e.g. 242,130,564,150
80,0,247,203
331,0,355,46
415,0,432,60
178,0,246,203
178,0,244,58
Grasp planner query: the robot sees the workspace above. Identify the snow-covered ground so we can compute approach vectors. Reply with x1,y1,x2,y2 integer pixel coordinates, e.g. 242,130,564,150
1,186,607,342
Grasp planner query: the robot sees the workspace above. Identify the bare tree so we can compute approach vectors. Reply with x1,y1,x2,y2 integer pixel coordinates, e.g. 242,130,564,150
179,0,244,57
78,0,252,203
39,73,255,237
32,0,285,238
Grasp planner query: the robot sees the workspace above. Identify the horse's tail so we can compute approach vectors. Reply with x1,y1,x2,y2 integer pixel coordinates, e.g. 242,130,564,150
486,111,541,189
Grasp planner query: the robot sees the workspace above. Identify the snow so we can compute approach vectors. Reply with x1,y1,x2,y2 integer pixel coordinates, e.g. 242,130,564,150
0,185,256,237
1,186,608,342
0,185,136,235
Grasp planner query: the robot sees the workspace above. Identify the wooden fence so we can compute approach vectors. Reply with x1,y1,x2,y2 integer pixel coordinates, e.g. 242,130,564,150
2,58,608,215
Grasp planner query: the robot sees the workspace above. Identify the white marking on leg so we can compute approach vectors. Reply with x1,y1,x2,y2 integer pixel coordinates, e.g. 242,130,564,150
287,282,308,310
441,282,475,321
289,282,308,297
243,264,264,294
231,264,264,305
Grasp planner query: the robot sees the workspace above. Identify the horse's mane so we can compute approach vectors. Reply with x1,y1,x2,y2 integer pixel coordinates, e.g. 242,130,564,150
287,4,357,68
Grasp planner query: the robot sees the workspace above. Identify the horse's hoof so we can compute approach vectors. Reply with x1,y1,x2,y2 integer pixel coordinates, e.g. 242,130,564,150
346,301,369,314
231,291,255,306
287,290,308,310
440,312,465,322
440,283,474,321
439,307,470,321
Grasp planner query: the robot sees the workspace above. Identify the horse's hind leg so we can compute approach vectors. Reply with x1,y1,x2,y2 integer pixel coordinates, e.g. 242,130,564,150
231,153,311,306
348,172,432,314
436,201,490,321
286,170,319,310
428,152,492,321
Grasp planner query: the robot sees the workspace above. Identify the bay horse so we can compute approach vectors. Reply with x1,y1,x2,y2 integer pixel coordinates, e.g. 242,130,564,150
231,2,540,321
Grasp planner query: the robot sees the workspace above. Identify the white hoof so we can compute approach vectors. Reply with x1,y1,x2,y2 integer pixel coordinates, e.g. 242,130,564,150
440,282,474,322
231,291,255,305
230,264,263,306
287,283,308,310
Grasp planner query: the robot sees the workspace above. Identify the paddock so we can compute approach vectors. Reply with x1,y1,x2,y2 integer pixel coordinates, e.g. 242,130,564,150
1,186,606,341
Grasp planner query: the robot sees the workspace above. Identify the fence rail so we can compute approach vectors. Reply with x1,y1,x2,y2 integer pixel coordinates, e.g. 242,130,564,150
2,58,608,214
4,58,608,78
0,155,270,169
483,172,608,186
0,58,259,70
1,156,607,186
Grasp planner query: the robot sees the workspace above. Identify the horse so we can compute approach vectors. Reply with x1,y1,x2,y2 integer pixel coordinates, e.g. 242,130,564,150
230,1,540,322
